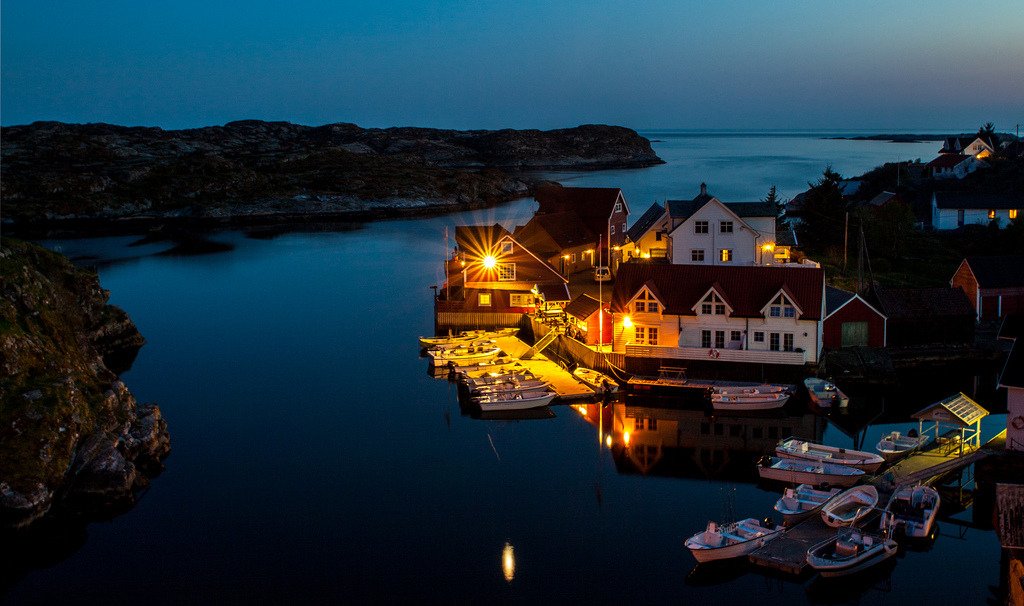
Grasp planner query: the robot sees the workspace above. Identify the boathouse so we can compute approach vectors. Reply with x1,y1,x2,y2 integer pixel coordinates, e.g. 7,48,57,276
563,293,612,345
871,285,975,346
950,255,1024,321
822,286,886,349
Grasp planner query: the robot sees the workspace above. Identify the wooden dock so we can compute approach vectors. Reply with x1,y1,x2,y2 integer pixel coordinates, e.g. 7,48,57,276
493,336,596,401
748,512,881,575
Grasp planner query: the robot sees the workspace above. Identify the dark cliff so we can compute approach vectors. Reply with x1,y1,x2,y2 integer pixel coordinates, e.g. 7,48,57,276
1,121,662,231
0,239,170,528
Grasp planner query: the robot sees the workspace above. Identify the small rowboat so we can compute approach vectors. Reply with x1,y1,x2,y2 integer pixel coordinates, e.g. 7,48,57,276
875,430,930,461
757,456,865,488
684,518,784,563
821,485,879,527
806,528,897,578
419,328,517,348
572,367,619,393
713,384,786,395
470,379,549,396
462,371,537,389
776,438,884,473
881,484,939,538
428,346,502,365
474,388,557,412
775,484,841,524
711,391,790,411
804,378,849,408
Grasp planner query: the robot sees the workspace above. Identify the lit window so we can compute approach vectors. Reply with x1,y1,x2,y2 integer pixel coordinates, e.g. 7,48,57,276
634,326,656,345
501,241,513,254
635,418,645,431
478,293,492,307
988,209,996,219
497,264,516,281
509,293,533,307
720,249,733,262
1011,209,1019,220
695,221,709,234
691,249,705,262
720,221,733,233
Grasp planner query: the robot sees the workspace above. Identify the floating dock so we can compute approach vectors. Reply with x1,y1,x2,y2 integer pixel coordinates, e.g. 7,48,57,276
493,336,597,401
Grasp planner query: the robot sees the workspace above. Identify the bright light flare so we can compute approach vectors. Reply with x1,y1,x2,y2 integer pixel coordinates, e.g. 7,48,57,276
623,431,631,446
622,315,633,328
482,255,497,269
502,542,515,582
605,434,613,448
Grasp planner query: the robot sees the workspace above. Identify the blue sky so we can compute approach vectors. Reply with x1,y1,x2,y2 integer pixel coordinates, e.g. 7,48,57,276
2,1,1022,130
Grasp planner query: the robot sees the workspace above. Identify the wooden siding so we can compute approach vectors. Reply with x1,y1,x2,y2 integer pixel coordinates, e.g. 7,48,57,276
435,312,526,330
625,344,807,365
823,297,886,349
951,261,980,319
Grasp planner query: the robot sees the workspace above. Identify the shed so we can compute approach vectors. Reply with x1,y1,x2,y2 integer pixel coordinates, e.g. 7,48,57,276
872,285,975,345
823,286,887,348
564,293,613,345
950,255,1024,321
911,393,988,453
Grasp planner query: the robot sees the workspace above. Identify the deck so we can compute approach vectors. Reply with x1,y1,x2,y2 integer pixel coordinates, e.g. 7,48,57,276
493,336,596,401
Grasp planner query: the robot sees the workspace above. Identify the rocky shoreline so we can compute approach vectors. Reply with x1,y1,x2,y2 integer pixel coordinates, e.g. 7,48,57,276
1,121,663,235
0,239,170,529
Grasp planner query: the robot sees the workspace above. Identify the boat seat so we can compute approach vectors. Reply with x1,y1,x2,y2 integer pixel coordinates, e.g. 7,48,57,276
835,540,859,557
719,531,746,542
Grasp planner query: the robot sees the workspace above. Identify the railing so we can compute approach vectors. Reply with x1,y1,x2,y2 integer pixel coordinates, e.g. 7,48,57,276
624,344,808,365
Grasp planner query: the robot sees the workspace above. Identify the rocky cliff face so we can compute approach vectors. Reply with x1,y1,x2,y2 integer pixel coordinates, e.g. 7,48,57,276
1,121,662,230
0,239,169,528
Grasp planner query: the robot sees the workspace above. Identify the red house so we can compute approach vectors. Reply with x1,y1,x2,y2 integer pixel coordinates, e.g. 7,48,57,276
950,255,1024,322
534,185,629,258
822,286,887,349
564,294,613,345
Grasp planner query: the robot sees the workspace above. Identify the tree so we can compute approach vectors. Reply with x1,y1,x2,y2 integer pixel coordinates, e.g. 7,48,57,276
795,166,847,253
978,122,996,137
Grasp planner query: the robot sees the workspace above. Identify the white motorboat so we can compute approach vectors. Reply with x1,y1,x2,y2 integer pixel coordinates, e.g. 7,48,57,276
757,456,865,488
470,379,549,396
684,518,784,563
463,371,537,389
881,485,940,538
474,388,557,412
428,345,502,365
775,485,841,524
806,528,897,578
427,337,497,352
572,367,619,393
711,391,790,411
821,485,879,527
804,378,850,408
875,430,930,461
713,384,786,395
776,438,884,473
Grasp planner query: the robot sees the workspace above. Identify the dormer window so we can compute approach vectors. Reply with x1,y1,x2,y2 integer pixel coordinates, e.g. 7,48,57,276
497,264,516,281
700,292,727,315
633,290,660,314
501,241,513,254
769,294,796,318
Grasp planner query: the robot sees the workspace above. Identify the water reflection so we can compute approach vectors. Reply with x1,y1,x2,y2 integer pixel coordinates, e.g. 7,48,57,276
502,542,515,583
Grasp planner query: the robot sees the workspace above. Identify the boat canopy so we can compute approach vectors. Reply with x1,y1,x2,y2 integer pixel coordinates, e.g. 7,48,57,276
911,392,988,451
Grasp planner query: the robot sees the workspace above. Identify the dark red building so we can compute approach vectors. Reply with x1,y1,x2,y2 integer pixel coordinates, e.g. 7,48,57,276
950,255,1024,322
822,286,887,349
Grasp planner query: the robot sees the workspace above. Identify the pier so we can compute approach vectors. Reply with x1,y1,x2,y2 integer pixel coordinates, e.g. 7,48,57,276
492,335,597,401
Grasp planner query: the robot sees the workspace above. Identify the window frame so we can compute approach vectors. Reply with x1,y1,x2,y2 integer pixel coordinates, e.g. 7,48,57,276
497,263,516,281
478,293,492,307
691,249,705,262
694,220,709,234
720,221,733,234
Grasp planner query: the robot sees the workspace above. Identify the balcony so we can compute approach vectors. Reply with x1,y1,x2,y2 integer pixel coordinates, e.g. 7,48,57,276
624,344,808,365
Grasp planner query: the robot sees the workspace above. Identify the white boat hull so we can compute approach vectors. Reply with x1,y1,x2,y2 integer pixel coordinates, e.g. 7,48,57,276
476,391,556,412
758,457,864,488
711,393,789,411
777,439,884,473
808,536,898,578
821,486,879,527
684,519,784,562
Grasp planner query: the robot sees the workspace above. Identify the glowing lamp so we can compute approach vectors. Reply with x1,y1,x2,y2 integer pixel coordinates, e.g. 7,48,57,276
502,542,515,582
482,255,497,269
762,242,776,252
622,315,633,328
605,434,613,448
623,431,631,446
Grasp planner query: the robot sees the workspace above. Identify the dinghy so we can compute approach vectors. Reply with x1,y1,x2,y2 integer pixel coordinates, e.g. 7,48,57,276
881,484,940,538
572,367,619,394
804,378,849,408
821,485,879,527
428,345,502,365
777,438,884,473
806,528,897,578
775,484,841,524
757,456,864,488
711,391,789,411
474,387,556,412
875,430,930,461
684,518,784,563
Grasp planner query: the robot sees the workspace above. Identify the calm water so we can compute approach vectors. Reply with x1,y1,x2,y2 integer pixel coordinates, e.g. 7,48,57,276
5,132,1008,604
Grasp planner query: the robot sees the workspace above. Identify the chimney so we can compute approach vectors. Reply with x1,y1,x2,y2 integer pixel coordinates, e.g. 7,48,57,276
700,182,707,196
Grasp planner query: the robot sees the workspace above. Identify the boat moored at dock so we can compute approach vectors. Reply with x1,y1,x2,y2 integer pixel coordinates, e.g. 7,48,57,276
875,430,930,461
473,387,557,412
572,367,619,394
711,390,790,411
428,345,503,365
881,484,940,538
684,518,784,562
776,438,884,473
821,485,879,527
774,485,841,525
806,528,898,578
757,456,865,488
804,378,849,408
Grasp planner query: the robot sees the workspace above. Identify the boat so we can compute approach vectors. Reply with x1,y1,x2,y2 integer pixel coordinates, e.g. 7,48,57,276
821,485,879,527
427,345,502,365
776,438,884,473
474,388,557,412
684,518,784,563
711,390,790,411
806,528,898,578
418,328,517,348
774,484,841,524
757,456,865,488
470,379,549,396
875,430,930,461
463,371,537,389
713,384,786,395
881,484,940,538
572,367,619,393
426,337,496,352
804,378,849,408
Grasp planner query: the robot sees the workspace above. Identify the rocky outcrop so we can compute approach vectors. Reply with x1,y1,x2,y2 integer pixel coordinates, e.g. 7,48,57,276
1,121,662,232
0,239,169,528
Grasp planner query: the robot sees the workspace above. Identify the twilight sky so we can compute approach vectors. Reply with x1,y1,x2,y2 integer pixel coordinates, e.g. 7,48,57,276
2,1,1022,130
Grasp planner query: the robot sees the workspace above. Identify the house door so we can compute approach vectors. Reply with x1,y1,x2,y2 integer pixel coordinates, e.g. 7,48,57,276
841,322,869,347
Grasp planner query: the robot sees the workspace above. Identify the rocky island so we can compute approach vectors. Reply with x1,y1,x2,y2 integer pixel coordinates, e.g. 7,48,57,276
0,239,170,529
1,121,663,234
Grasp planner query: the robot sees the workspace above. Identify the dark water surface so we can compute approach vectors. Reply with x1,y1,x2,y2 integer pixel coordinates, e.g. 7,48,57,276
5,133,1009,604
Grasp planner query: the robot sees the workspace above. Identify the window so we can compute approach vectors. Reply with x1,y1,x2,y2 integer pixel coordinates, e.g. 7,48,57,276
647,301,659,313
754,331,764,342
635,301,646,313
634,326,658,345
769,333,780,351
614,202,622,213
509,293,533,307
634,290,659,314
783,333,794,351
655,231,663,241
497,263,516,281
501,241,513,254
988,209,996,219
571,253,577,263
701,330,712,348
730,330,741,341
699,292,727,315
720,249,733,262
768,294,795,319
1011,209,1019,220
647,418,657,430
784,307,795,318
715,330,725,348
691,249,705,262
695,221,709,234
478,293,492,307
648,327,658,345
720,221,733,233
634,418,645,431
610,224,616,235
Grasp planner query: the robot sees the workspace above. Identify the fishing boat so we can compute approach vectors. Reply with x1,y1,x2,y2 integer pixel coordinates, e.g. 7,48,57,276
757,456,865,488
684,518,784,562
804,378,849,408
881,484,940,538
474,387,557,412
821,485,879,527
572,367,619,393
774,485,841,524
806,528,898,578
428,345,502,365
711,390,790,411
426,337,496,352
875,430,930,461
776,438,884,473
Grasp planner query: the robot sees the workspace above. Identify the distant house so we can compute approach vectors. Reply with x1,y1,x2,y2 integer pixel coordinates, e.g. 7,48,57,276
624,202,671,261
610,263,825,365
437,224,569,321
823,286,886,349
931,192,1022,229
925,154,987,180
872,285,975,345
997,314,1024,451
864,191,906,209
514,212,599,276
940,136,998,159
534,185,629,264
950,255,1024,321
564,293,613,345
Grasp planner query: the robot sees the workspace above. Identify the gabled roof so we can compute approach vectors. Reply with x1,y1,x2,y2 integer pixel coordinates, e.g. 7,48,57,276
534,186,626,237
627,202,666,243
941,136,998,153
873,286,974,319
538,282,571,302
866,191,900,207
515,211,597,254
926,154,973,169
825,286,856,316
611,264,824,320
455,224,512,253
961,256,1024,289
564,293,602,321
934,192,1021,210
911,393,988,427
666,198,775,221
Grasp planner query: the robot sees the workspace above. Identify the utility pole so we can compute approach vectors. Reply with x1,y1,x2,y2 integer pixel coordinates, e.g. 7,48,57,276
843,212,849,272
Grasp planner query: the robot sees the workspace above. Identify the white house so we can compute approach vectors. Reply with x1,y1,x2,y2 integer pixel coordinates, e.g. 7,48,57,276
926,154,987,180
940,136,998,159
931,192,1022,230
997,316,1024,452
610,263,825,365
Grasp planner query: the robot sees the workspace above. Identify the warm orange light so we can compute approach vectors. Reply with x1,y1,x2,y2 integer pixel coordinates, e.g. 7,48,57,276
642,252,651,259
563,254,570,260
1011,209,1019,220
613,246,621,251
502,542,515,582
622,315,633,328
585,249,594,255
623,431,631,446
762,242,775,252
483,255,497,269
605,434,613,448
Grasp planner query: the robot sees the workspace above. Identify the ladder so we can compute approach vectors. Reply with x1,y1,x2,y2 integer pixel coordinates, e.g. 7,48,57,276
521,331,559,359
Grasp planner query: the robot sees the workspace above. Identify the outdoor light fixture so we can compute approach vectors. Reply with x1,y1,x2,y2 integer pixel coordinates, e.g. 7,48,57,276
622,315,633,328
482,255,497,269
